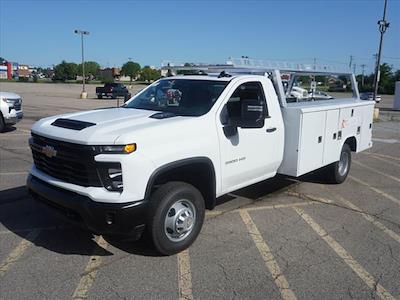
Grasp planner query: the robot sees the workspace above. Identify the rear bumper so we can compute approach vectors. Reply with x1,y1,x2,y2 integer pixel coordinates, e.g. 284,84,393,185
27,174,148,240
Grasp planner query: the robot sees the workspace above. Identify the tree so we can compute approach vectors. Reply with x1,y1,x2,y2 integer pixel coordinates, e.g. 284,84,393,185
140,66,161,82
78,61,100,80
121,61,141,84
0,57,6,64
378,63,393,94
53,61,78,81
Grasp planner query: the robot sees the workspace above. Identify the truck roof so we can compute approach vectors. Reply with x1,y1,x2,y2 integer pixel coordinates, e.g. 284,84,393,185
164,75,264,82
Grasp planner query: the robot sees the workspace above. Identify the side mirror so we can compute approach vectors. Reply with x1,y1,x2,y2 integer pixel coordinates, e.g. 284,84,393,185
227,99,265,129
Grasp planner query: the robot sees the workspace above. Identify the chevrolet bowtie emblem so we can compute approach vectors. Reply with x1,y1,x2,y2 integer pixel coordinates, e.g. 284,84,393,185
42,145,57,158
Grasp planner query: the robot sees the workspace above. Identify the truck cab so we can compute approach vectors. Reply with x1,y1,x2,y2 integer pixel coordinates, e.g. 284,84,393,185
27,61,374,255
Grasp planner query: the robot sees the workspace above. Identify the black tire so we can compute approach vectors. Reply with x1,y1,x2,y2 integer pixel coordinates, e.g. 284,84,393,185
97,95,103,99
328,144,351,184
0,113,5,132
148,182,205,255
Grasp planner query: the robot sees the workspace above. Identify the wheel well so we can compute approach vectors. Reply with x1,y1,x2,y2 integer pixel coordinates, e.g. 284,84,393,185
145,158,216,209
344,136,357,152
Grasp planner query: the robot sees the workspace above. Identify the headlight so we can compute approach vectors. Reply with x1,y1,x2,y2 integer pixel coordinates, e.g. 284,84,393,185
97,144,136,154
1,97,14,104
97,162,123,192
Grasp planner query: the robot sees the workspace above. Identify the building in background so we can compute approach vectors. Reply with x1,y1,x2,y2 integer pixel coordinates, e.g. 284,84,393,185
0,65,7,79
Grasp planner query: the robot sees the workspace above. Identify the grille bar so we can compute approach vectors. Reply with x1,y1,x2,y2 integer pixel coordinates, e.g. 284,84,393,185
30,134,102,187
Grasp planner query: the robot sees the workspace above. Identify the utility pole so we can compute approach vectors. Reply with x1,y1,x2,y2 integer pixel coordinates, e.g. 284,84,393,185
349,55,353,68
373,0,390,101
74,29,90,99
360,64,366,86
353,63,357,75
313,57,317,70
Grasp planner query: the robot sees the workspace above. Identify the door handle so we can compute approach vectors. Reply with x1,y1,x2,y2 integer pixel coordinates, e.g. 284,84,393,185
266,127,277,133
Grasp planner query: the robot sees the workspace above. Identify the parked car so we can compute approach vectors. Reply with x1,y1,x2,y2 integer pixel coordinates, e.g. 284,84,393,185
0,92,23,132
289,86,309,99
96,83,131,99
308,91,334,100
27,67,374,255
360,92,381,103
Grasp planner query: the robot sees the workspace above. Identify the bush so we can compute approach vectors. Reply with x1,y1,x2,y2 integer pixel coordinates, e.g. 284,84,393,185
18,77,29,82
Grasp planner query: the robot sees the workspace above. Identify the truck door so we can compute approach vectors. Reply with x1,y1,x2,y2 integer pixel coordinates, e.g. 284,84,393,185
217,79,282,193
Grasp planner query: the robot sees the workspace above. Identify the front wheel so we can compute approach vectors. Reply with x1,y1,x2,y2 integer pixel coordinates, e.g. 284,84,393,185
328,144,351,184
97,94,103,99
148,182,205,255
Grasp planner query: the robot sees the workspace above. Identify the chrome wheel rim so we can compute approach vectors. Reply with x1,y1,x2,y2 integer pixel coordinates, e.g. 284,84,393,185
338,151,349,176
164,199,196,242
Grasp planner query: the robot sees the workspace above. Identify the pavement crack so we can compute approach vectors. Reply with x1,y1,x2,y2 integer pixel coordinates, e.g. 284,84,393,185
286,190,400,229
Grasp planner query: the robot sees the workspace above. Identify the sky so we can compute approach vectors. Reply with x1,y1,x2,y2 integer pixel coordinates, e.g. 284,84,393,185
0,0,399,74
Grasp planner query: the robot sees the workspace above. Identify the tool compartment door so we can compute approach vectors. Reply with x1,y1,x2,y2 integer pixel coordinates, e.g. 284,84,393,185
323,109,340,165
358,104,374,152
298,111,326,175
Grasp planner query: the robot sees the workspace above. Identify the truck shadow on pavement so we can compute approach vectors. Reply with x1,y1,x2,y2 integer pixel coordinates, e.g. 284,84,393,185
0,173,328,257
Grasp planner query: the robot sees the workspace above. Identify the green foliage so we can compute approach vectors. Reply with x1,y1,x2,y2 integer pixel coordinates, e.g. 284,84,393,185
53,60,78,82
358,63,399,94
0,57,6,64
100,76,114,84
78,61,100,79
121,61,141,83
139,66,161,82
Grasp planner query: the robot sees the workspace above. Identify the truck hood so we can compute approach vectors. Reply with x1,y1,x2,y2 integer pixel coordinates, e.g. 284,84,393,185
31,107,189,145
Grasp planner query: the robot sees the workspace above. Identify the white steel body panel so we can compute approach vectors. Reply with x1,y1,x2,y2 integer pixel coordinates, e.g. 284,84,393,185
28,73,374,204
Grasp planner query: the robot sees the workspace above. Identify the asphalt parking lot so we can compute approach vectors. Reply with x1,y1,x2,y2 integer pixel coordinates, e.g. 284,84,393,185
0,82,399,299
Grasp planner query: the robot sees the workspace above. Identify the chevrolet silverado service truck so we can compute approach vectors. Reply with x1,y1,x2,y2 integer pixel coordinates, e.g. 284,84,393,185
27,59,375,255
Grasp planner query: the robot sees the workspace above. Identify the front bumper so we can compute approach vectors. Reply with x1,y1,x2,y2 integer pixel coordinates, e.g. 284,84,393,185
4,110,23,125
27,174,148,240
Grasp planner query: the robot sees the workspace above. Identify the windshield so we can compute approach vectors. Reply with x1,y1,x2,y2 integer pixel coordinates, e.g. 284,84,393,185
123,79,229,116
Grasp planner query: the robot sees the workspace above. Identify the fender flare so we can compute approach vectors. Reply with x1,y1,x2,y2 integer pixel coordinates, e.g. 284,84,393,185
144,157,217,209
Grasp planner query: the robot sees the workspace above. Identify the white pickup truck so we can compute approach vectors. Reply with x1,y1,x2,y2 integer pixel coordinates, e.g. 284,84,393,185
0,92,23,132
27,61,375,255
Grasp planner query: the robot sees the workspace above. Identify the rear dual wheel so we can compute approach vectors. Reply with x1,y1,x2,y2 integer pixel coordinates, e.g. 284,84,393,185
148,182,205,255
328,144,351,183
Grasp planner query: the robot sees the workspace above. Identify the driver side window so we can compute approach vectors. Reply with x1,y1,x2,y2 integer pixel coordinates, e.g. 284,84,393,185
227,82,268,118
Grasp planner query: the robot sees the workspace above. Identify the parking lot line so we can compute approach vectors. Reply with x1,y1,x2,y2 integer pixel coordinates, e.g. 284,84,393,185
323,189,400,244
285,191,333,204
294,207,395,300
205,200,332,219
177,249,193,300
0,229,40,278
363,153,400,167
239,209,297,300
349,175,400,206
353,160,400,183
0,133,30,138
72,236,109,300
244,200,332,211
364,152,400,162
0,171,28,176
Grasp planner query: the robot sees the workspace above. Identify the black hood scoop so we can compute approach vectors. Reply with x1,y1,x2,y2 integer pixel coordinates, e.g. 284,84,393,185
51,118,96,130
149,112,177,119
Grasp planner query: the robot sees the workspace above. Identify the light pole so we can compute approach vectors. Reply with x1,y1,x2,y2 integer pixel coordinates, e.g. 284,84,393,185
74,29,90,99
373,0,390,101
